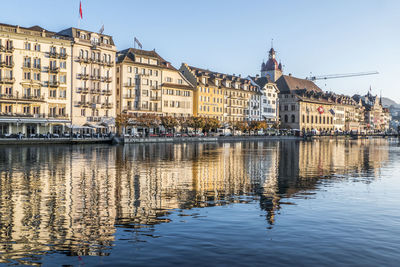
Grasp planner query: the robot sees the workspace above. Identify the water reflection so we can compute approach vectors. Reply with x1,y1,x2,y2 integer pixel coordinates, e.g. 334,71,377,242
0,139,391,264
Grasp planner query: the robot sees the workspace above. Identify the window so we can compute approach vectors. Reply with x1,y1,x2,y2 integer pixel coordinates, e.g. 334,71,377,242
284,115,288,123
34,44,40,51
291,115,295,123
24,42,31,50
134,67,138,74
128,66,132,73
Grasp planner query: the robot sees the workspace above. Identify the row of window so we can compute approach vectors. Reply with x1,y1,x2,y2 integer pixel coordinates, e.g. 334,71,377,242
200,95,223,104
163,89,191,96
80,109,110,117
79,50,113,63
125,66,159,77
0,104,65,116
163,100,190,109
199,106,223,113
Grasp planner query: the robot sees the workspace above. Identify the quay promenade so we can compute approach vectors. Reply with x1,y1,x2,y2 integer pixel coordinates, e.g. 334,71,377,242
0,134,396,146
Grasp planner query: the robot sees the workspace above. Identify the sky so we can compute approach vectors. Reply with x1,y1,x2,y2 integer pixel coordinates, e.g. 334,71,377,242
2,0,400,102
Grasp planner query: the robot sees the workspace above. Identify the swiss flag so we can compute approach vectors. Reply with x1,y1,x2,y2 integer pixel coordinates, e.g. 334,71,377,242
79,1,83,19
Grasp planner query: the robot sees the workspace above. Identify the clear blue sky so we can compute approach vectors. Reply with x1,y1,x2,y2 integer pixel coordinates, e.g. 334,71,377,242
3,0,400,102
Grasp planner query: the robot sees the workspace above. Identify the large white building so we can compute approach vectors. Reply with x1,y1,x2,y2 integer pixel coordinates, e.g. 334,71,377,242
0,23,72,136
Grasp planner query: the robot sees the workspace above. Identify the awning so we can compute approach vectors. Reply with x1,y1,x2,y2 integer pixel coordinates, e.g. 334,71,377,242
47,119,71,124
67,124,93,129
101,117,115,127
0,118,20,123
18,118,48,123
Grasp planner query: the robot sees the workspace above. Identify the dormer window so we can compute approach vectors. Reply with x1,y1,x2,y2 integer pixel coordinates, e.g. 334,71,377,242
215,80,219,86
202,77,206,84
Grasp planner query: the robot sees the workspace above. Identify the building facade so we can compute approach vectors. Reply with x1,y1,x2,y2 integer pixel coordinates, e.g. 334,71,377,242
180,64,224,121
0,23,72,136
249,76,279,124
277,74,335,131
57,27,116,132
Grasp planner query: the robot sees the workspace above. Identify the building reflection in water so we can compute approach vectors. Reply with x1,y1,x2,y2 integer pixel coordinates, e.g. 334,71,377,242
0,139,390,264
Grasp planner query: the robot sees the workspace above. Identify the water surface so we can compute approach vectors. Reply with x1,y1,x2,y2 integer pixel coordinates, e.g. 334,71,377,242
0,139,399,266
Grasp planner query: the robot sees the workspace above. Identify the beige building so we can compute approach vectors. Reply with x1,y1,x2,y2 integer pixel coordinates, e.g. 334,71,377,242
180,64,257,123
161,66,194,117
57,27,116,132
277,74,335,132
0,23,72,136
116,48,184,117
180,64,225,121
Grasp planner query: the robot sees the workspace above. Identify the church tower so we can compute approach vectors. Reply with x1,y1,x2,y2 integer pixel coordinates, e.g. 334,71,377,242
261,46,283,82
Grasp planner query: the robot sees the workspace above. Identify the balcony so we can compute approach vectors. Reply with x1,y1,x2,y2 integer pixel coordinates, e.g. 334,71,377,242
48,81,60,87
150,96,161,101
32,65,41,71
22,63,32,69
76,56,90,63
59,53,68,60
90,88,102,94
105,61,114,67
21,94,45,101
0,46,14,53
0,77,15,84
90,75,101,81
103,89,112,96
77,73,89,80
123,83,135,88
150,85,161,90
76,87,89,94
102,102,113,109
49,52,59,58
103,77,112,83
123,94,135,99
74,101,90,107
0,61,14,68
48,67,60,73
91,58,104,65
0,93,16,100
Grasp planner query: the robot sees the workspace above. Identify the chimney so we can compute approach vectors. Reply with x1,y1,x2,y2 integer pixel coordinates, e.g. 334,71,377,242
289,73,292,76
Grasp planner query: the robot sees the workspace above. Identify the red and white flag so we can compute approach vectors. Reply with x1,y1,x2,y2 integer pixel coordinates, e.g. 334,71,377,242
79,1,83,19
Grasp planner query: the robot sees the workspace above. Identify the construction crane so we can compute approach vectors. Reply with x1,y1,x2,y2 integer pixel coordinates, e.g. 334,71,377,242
306,71,379,81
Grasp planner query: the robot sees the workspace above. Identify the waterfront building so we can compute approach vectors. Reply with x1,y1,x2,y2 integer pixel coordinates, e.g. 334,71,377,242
352,90,389,131
180,64,225,121
116,48,194,118
57,27,117,132
180,64,259,123
276,74,335,131
248,76,280,124
0,23,72,136
324,93,360,131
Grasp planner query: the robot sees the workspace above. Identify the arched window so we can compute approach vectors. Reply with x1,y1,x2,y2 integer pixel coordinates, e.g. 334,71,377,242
319,116,322,124
80,49,83,58
323,117,326,124
284,115,288,123
307,116,309,123
311,116,314,123
291,115,295,123
302,115,305,123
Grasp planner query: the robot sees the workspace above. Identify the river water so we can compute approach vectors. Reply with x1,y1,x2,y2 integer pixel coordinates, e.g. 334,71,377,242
0,139,399,266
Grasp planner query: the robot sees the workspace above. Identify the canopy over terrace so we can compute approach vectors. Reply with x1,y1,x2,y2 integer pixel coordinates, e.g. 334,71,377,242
0,117,71,135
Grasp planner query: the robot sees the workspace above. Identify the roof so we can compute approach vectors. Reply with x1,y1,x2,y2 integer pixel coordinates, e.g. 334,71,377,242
161,83,194,90
251,76,274,88
276,75,322,94
117,48,176,70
